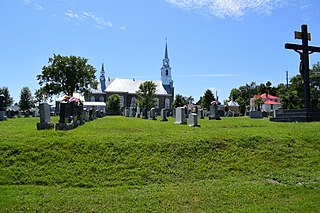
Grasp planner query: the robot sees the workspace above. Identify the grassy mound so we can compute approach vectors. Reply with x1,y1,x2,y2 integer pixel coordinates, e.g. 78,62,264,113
0,116,319,212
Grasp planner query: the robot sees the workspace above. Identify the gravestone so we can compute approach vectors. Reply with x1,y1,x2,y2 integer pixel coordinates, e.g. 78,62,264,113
198,109,204,119
83,109,90,122
174,107,187,124
160,108,168,121
56,102,74,130
129,107,134,117
149,108,157,120
136,106,141,118
209,105,221,120
34,107,40,117
189,113,200,127
37,103,54,130
249,110,263,119
17,111,22,118
0,94,6,121
124,108,129,117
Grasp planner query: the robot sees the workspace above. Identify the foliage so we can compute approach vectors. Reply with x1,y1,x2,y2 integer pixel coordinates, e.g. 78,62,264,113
229,62,320,112
106,94,121,115
202,89,214,110
37,54,98,97
0,86,14,107
254,97,263,111
34,87,51,104
18,87,33,112
136,81,157,111
172,94,187,108
0,117,319,212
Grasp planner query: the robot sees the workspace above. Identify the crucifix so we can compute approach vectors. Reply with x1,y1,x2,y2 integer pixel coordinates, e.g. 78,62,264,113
285,24,320,109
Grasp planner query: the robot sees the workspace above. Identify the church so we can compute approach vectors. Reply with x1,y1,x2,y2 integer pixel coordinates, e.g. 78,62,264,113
85,42,174,113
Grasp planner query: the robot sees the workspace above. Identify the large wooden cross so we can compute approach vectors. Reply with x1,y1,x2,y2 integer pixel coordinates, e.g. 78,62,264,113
285,24,320,109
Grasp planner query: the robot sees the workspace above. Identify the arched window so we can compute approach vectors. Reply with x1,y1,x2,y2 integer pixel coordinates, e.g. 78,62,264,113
155,98,159,108
120,96,124,108
166,70,168,76
90,96,95,102
99,96,104,102
131,97,136,107
165,98,170,109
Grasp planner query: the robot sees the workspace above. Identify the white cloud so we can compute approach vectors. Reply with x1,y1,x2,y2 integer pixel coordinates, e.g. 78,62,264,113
23,0,31,5
65,10,114,29
165,0,289,19
175,74,238,77
35,3,44,10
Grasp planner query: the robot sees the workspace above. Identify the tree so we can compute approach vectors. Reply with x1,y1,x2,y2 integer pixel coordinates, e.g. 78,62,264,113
186,96,194,104
106,94,121,115
173,94,187,108
0,86,13,107
136,81,157,112
19,87,33,112
202,89,214,110
37,54,98,97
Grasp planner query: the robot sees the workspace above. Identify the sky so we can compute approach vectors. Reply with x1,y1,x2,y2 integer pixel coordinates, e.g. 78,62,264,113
1,0,320,103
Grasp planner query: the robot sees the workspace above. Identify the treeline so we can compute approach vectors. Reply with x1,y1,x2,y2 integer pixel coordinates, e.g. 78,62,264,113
229,62,320,114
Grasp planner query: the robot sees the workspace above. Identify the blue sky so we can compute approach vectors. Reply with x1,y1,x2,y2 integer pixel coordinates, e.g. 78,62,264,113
1,0,320,103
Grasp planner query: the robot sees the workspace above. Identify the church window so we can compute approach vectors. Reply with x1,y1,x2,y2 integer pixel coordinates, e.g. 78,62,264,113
99,96,104,102
131,97,136,107
155,98,159,108
120,96,124,108
166,70,168,76
91,96,95,102
165,98,170,109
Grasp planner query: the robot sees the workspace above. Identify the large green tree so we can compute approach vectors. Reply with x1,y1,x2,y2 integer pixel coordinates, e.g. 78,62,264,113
0,86,13,107
136,81,157,112
37,54,98,97
106,94,121,115
202,89,214,110
19,87,34,112
172,94,187,108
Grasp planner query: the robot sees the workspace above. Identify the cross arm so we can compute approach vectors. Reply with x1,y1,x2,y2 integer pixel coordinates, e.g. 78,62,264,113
285,43,320,53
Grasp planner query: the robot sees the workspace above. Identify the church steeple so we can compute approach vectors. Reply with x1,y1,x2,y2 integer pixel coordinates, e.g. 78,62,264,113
100,63,106,92
161,39,173,94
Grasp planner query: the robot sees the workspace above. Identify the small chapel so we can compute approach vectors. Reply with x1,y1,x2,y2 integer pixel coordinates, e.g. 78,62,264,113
85,42,174,113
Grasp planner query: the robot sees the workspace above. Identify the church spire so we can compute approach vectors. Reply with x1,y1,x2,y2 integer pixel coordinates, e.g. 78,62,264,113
164,38,169,59
100,62,106,92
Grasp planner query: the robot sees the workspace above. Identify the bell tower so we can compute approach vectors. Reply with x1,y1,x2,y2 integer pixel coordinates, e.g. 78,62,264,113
161,40,173,94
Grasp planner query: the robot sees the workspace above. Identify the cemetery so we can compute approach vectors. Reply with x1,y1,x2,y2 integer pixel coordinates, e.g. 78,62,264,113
1,16,320,211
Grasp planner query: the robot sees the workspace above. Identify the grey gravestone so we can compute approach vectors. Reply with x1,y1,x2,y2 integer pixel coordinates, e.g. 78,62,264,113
136,106,141,118
56,102,74,130
249,110,263,119
82,109,90,122
198,109,204,119
0,94,7,121
129,107,134,117
209,105,221,120
35,107,40,117
124,108,129,117
174,107,187,124
37,103,54,130
149,108,157,120
160,108,168,121
17,111,22,118
189,113,200,127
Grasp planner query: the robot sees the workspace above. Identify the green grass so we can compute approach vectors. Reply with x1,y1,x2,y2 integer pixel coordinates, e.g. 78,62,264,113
0,116,319,212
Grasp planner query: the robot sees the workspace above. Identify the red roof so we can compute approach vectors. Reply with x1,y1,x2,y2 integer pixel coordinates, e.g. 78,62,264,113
253,93,280,100
264,100,281,105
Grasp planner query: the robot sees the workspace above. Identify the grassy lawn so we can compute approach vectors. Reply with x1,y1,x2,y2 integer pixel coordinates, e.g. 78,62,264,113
0,116,319,212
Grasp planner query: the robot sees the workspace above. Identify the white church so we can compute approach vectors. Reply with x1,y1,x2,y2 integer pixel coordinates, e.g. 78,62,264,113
84,42,175,113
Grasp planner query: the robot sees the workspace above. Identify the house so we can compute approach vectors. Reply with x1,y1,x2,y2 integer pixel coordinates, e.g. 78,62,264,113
250,93,281,112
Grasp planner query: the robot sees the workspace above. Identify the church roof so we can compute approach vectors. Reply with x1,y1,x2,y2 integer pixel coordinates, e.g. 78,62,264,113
105,78,170,95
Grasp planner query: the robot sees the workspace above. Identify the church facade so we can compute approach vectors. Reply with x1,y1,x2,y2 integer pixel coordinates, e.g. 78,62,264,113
85,42,174,113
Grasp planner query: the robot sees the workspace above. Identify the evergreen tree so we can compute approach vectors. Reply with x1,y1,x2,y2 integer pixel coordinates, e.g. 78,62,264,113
202,89,214,110
19,87,34,112
172,94,187,108
136,81,157,114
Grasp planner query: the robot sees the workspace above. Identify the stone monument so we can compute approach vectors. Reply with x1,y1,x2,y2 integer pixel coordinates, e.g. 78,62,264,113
174,107,186,124
189,113,200,127
37,103,54,130
0,94,6,121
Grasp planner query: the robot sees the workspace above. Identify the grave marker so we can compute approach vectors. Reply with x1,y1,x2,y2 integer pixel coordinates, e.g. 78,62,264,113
37,103,54,130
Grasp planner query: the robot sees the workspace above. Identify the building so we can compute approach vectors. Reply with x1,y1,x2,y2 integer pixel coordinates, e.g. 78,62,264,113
85,41,174,113
250,93,281,112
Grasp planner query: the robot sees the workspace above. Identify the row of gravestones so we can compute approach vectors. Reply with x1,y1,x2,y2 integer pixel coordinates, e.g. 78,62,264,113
36,102,104,130
122,105,222,127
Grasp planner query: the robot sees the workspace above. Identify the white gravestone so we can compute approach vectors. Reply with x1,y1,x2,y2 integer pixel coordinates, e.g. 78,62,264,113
174,107,187,124
189,113,200,127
